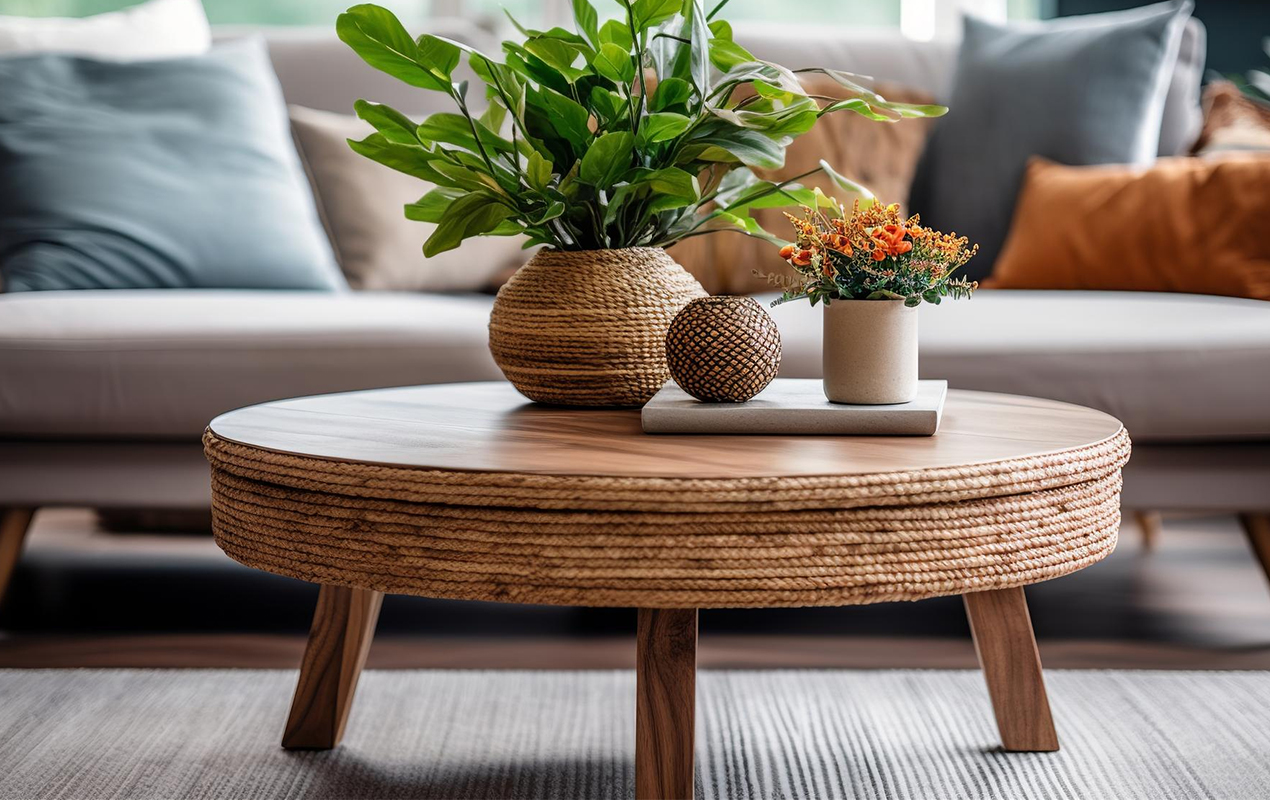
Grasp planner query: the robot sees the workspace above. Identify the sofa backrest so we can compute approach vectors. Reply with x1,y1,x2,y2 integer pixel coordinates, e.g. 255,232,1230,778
217,21,959,116
226,17,1202,156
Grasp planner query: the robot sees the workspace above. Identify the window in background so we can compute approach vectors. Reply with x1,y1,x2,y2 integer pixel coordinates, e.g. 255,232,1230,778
0,0,1041,32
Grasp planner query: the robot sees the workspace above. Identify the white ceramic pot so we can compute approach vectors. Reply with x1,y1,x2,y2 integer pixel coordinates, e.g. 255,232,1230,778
822,299,918,405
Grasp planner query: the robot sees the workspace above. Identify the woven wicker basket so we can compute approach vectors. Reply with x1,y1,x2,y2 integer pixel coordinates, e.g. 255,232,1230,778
666,296,782,402
489,247,707,407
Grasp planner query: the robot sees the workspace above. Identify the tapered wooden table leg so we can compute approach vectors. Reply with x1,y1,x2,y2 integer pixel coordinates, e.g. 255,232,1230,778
963,586,1059,752
636,608,697,800
282,584,383,750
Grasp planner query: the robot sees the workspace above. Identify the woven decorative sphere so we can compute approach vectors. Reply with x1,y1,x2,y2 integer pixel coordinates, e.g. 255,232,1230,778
489,247,707,407
665,296,782,403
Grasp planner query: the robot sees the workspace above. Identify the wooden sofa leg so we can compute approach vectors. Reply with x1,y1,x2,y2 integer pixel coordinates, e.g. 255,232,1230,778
1239,514,1270,590
1134,510,1162,551
0,507,36,606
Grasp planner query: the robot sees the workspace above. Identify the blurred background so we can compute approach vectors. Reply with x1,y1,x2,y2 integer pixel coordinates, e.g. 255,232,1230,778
2,0,1266,75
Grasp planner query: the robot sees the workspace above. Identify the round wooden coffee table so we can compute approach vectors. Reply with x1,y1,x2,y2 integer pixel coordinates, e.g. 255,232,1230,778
205,382,1129,800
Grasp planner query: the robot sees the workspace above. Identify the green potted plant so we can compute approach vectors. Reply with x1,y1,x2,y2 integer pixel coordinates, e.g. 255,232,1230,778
337,1,944,406
768,200,978,404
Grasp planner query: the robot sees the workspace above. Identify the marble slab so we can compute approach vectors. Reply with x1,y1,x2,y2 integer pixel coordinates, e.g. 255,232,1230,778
641,379,948,435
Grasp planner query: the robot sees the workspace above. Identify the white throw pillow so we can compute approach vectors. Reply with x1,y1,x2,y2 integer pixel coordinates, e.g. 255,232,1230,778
289,105,531,293
0,0,211,60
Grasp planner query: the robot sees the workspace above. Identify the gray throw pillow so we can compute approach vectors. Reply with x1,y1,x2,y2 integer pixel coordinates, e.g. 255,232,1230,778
0,38,344,292
908,1,1193,281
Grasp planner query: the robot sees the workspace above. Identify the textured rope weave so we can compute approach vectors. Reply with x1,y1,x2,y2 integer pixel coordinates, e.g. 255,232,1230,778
205,426,1130,608
488,248,707,406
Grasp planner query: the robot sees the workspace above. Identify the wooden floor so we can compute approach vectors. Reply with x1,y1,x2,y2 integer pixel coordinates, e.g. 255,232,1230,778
3,509,1270,670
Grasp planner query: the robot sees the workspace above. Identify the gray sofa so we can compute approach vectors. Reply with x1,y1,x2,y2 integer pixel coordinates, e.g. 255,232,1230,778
2,23,1269,603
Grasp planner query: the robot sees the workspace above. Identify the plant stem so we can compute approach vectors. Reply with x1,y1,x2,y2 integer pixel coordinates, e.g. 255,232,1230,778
623,0,648,135
452,90,499,179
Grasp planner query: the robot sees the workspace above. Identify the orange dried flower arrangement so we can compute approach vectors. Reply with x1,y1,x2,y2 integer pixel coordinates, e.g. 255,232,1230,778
765,199,979,307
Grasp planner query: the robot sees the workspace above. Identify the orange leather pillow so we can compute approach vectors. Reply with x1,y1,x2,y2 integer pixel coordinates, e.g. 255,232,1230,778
991,156,1270,300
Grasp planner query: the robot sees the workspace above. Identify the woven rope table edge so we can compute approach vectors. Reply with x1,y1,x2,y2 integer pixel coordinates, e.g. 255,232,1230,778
202,427,1130,511
204,428,1129,608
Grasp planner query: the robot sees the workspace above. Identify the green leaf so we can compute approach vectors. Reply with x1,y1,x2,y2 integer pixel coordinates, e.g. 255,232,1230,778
638,112,692,143
347,132,444,182
404,186,464,223
713,211,783,244
429,158,501,192
819,158,875,201
801,67,948,119
579,131,635,187
571,0,600,47
416,34,461,79
526,151,553,191
721,180,817,213
598,18,634,51
541,89,593,147
424,192,515,257
690,127,786,169
478,99,506,132
604,166,699,225
714,61,804,97
707,38,753,71
707,19,732,40
820,97,899,122
588,86,627,125
469,54,527,121
531,200,566,225
651,77,693,111
632,0,681,32
417,112,513,154
524,37,589,83
502,8,537,39
353,99,418,145
592,42,636,84
683,0,711,96
336,5,448,92
643,167,700,212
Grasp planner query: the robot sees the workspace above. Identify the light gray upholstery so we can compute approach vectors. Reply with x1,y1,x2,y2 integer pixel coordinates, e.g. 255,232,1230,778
769,290,1270,443
0,291,501,438
4,289,1269,444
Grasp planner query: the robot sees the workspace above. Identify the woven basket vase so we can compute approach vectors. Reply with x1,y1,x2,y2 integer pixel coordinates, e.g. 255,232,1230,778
489,247,708,407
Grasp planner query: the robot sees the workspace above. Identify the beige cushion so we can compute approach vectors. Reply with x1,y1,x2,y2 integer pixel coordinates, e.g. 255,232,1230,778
0,291,502,439
289,105,528,292
769,290,1270,442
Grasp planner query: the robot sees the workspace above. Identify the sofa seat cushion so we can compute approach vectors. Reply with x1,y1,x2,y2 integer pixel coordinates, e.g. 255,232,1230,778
0,290,502,439
770,290,1270,442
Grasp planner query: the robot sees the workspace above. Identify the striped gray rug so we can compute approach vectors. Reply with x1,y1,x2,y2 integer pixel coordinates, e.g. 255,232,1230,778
2,669,1268,799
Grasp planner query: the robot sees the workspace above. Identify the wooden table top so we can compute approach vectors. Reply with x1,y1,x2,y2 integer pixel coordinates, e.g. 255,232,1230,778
207,382,1124,480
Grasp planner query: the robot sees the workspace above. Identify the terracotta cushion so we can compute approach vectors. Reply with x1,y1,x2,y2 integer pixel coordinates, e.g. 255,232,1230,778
990,156,1270,301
